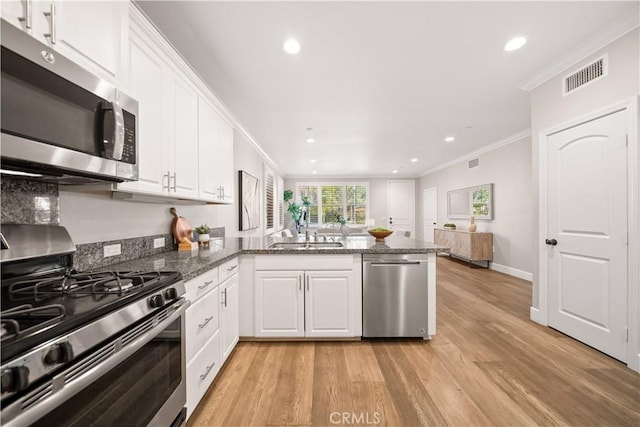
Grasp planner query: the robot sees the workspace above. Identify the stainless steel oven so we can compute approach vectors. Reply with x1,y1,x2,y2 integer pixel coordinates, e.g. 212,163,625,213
0,19,138,183
1,225,188,426
5,300,189,427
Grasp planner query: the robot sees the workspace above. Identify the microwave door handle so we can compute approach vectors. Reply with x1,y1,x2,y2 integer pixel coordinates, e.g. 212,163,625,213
103,101,125,160
112,102,125,160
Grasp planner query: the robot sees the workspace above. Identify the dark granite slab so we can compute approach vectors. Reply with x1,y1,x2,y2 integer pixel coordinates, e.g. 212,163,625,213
102,235,449,282
1,178,59,225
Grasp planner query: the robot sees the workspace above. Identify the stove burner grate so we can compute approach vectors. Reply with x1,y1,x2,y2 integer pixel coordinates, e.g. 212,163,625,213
8,271,165,299
0,304,65,342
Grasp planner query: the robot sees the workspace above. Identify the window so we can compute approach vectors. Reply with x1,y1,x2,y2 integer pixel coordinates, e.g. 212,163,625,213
295,183,368,226
264,164,283,234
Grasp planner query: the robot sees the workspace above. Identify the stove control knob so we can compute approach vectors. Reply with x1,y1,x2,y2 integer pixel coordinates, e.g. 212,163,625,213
164,288,178,300
1,366,29,393
44,342,73,366
148,294,165,308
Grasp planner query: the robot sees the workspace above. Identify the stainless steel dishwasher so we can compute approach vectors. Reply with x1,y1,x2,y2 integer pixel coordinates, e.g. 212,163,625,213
363,254,429,338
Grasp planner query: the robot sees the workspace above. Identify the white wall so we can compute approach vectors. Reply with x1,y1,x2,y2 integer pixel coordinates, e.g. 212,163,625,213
60,129,271,244
418,136,533,278
282,177,414,228
530,29,639,308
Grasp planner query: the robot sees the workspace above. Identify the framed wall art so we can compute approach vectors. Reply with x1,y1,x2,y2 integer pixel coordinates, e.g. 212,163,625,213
239,170,260,230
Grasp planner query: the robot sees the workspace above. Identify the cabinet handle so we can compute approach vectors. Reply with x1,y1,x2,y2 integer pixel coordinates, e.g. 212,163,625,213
227,265,237,272
200,363,215,380
298,277,301,291
197,280,214,290
222,288,227,307
198,316,214,329
171,172,177,192
306,275,309,291
43,3,56,44
163,171,171,191
18,0,32,29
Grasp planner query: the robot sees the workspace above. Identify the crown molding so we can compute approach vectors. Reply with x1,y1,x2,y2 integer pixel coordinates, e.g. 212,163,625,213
419,129,531,177
520,6,639,92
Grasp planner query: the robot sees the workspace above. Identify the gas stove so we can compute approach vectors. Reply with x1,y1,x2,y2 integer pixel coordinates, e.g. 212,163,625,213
0,224,188,427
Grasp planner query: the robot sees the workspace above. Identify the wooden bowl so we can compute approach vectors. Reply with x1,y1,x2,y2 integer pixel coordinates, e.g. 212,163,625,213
368,229,393,242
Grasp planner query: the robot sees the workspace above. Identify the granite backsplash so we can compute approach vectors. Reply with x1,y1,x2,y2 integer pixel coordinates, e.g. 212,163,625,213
1,177,225,271
1,177,60,225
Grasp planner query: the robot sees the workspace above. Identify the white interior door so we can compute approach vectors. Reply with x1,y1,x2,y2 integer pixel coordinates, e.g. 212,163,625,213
387,180,415,236
423,187,437,243
546,109,628,362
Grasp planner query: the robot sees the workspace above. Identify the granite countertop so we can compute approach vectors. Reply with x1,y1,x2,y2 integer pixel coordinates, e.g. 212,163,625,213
104,235,449,281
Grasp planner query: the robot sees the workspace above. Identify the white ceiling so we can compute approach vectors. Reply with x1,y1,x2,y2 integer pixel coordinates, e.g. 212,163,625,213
137,1,636,178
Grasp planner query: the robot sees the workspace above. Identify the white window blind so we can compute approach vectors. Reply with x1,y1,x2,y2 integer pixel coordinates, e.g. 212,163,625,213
295,183,368,226
265,169,274,230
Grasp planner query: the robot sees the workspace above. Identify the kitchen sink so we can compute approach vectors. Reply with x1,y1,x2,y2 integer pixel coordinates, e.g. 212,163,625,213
268,242,345,250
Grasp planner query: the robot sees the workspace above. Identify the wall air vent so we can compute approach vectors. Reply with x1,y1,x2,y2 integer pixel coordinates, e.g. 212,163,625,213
468,158,479,169
563,55,607,95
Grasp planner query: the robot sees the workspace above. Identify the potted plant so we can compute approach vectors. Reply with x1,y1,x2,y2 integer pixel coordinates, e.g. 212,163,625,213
443,223,457,230
195,224,211,243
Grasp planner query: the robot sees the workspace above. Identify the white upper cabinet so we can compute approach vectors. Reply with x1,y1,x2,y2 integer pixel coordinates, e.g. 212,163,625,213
1,0,126,83
198,97,234,204
168,72,199,199
117,26,168,195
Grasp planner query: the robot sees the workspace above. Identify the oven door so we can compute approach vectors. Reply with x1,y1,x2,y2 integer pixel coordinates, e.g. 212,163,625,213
2,299,189,427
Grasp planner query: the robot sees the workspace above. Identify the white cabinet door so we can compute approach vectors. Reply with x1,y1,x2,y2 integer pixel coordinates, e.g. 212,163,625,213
198,97,221,201
198,96,234,203
117,28,168,195
54,1,125,81
1,1,125,82
185,288,219,362
186,329,221,419
169,73,199,199
216,118,234,203
305,271,354,337
254,271,304,337
219,273,239,363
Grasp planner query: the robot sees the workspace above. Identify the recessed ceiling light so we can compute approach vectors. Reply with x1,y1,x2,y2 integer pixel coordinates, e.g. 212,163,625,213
283,38,301,55
306,138,315,143
312,170,317,175
392,170,398,174
504,36,527,52
310,159,316,163
445,136,455,142
410,158,418,162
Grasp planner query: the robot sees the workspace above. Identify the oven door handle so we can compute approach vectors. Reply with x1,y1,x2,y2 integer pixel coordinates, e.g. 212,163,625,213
2,298,190,427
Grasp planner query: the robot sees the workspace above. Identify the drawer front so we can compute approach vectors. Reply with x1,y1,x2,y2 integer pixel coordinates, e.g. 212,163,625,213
186,330,221,419
218,257,239,283
185,268,218,304
186,289,220,361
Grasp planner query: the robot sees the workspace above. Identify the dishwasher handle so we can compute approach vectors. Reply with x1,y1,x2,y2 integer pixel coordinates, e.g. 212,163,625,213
367,260,424,266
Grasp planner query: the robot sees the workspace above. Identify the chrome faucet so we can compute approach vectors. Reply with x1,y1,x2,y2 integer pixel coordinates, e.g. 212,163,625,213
304,209,311,242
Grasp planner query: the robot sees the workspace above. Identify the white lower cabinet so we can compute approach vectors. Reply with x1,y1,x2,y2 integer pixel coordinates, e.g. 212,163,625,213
219,259,240,363
254,269,355,338
186,330,221,418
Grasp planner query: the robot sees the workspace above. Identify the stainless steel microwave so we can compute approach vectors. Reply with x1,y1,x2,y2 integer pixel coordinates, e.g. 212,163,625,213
0,20,138,183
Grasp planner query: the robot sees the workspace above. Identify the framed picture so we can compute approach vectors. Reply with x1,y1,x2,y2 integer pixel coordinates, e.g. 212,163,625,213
239,170,260,230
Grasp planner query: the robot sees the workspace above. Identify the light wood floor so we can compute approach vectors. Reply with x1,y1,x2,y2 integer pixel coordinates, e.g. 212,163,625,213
188,257,640,427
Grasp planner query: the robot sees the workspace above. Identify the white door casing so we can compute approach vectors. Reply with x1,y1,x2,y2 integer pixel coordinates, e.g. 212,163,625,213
423,187,437,243
546,109,628,362
387,180,415,236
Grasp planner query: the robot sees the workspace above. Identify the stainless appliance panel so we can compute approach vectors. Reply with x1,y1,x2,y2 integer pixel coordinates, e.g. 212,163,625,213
0,19,138,182
2,299,189,427
363,254,428,337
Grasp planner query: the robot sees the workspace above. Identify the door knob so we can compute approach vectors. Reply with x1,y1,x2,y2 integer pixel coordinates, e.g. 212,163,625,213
545,238,558,246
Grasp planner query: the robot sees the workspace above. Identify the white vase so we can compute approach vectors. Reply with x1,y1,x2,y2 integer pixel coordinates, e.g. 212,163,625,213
198,233,210,243
340,224,350,237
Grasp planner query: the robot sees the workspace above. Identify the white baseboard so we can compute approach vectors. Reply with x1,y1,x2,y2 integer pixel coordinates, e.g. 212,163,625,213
530,307,546,325
490,262,533,281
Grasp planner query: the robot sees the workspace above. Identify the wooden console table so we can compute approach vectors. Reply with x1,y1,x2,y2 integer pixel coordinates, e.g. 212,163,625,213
434,229,493,268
